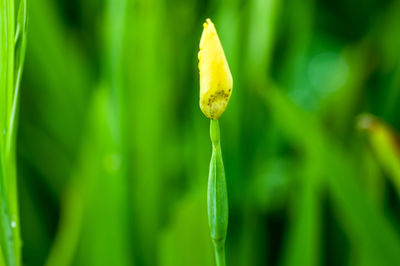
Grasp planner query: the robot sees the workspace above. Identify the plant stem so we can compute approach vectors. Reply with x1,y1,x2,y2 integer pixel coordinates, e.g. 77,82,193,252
208,119,228,266
210,119,220,146
213,240,226,266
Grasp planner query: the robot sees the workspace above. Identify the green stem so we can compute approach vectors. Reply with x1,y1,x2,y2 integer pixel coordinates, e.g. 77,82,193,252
208,119,228,266
213,240,226,266
210,119,220,147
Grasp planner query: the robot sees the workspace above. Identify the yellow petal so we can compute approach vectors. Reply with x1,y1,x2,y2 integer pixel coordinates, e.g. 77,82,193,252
198,18,233,120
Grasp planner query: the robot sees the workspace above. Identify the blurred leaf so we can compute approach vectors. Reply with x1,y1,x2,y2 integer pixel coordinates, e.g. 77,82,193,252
258,81,400,265
159,192,214,266
45,173,84,266
327,151,400,265
72,87,132,266
358,114,400,196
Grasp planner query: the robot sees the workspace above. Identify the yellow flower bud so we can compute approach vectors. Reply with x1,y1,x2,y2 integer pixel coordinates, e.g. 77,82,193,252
198,18,233,120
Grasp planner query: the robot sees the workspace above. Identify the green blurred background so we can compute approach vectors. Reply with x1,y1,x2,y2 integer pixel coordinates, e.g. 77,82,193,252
16,0,400,265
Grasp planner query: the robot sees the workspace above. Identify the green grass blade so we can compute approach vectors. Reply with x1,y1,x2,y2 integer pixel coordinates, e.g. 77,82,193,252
0,0,26,265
